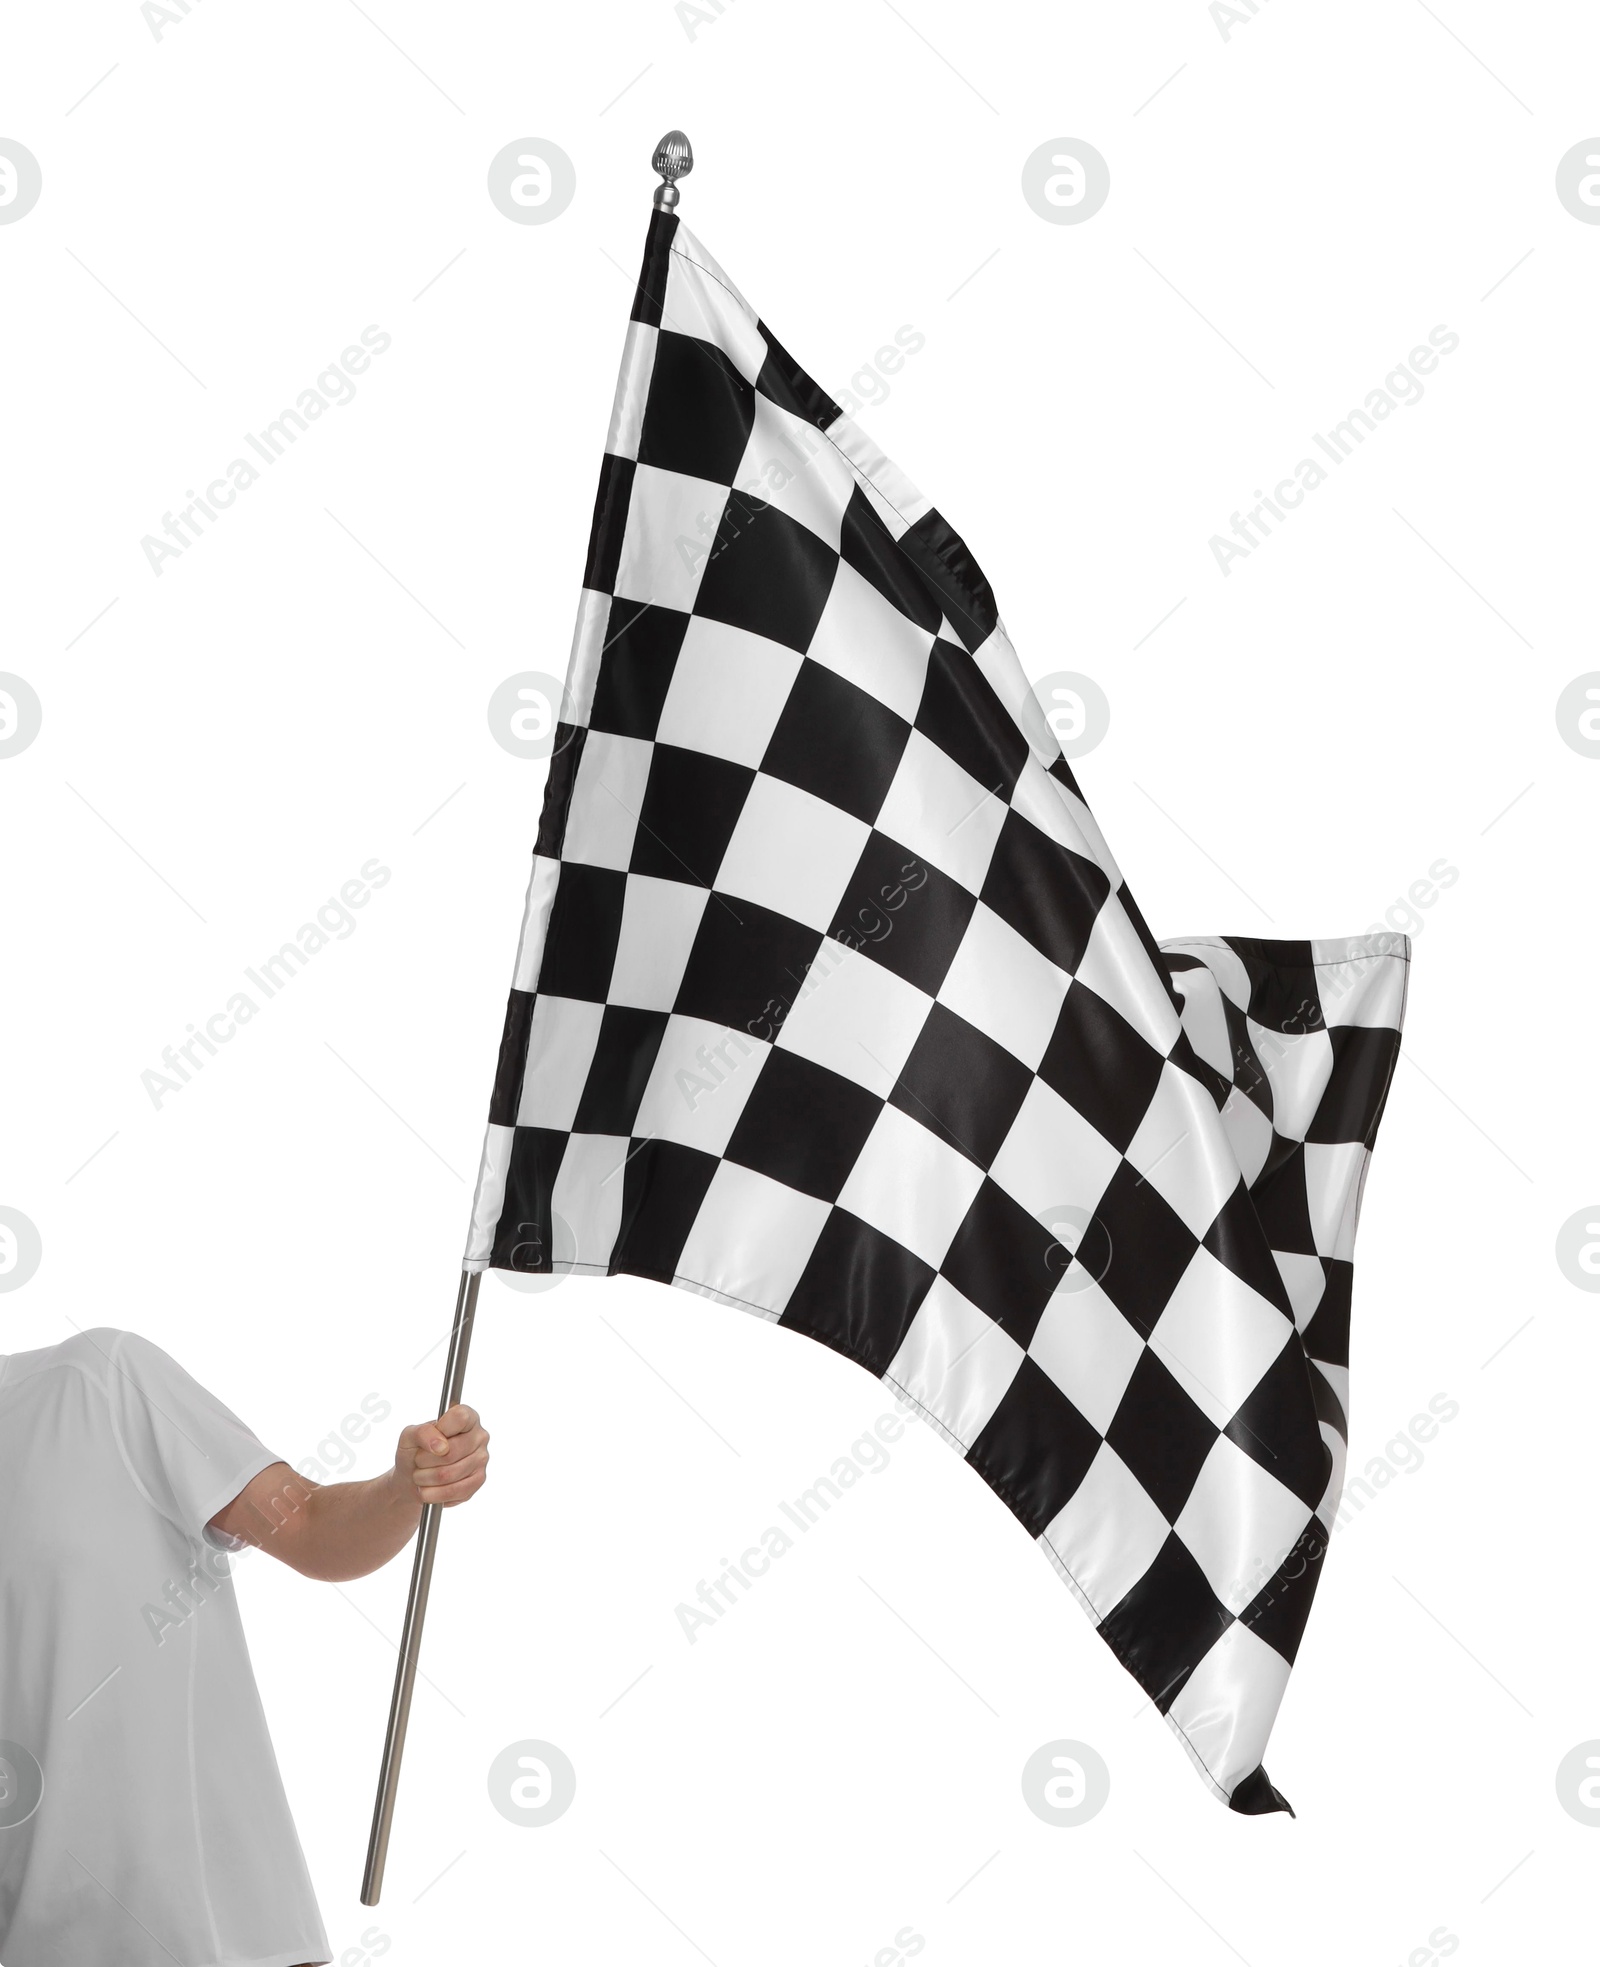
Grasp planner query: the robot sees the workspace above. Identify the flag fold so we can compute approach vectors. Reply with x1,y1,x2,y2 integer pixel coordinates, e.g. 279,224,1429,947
465,209,1409,1813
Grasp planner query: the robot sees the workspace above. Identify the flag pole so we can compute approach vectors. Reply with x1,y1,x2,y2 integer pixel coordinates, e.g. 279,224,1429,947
358,129,693,1906
359,1267,481,1905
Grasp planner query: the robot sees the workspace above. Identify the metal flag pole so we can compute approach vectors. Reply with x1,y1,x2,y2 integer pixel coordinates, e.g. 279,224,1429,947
359,130,694,1907
361,1267,481,1905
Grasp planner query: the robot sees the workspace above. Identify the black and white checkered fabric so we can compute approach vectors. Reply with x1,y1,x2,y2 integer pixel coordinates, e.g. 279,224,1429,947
464,211,1410,1814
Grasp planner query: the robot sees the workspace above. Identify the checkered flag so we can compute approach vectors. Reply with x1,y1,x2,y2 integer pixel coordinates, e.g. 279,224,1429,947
464,210,1409,1813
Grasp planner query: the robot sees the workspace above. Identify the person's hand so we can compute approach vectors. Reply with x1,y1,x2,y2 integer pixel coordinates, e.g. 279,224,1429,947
392,1403,490,1509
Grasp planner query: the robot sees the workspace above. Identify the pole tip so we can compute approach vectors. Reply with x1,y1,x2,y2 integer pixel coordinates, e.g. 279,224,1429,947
652,130,693,211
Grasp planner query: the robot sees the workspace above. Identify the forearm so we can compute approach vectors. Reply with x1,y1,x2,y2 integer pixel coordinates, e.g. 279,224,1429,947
211,1403,488,1579
295,1469,422,1581
230,1466,422,1582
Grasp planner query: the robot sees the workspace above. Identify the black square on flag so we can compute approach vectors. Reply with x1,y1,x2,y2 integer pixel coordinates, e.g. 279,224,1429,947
674,896,823,1037
693,496,840,654
830,833,978,996
637,331,757,485
760,660,912,825
631,746,755,887
725,1051,883,1202
890,1003,1033,1169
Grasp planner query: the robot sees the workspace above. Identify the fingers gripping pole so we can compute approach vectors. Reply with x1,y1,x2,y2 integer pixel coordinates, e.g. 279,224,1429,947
360,1268,482,1906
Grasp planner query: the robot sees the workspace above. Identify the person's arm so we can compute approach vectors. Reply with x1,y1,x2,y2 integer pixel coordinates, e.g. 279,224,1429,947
208,1402,490,1582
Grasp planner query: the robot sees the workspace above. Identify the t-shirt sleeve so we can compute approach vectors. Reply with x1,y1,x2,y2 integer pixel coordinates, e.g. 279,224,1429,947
104,1329,285,1549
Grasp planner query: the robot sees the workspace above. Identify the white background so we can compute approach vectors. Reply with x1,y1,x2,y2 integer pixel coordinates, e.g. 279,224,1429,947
4,1,1597,1961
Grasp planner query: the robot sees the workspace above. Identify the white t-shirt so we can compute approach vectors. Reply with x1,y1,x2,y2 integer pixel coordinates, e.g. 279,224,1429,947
0,1329,331,1967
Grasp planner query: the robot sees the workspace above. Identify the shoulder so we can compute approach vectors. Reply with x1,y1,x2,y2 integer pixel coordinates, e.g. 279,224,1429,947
79,1326,194,1371
0,1327,135,1391
58,1329,213,1417
62,1327,175,1387
66,1325,137,1357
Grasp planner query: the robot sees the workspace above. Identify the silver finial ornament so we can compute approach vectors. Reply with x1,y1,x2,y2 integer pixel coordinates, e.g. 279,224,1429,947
652,130,693,211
